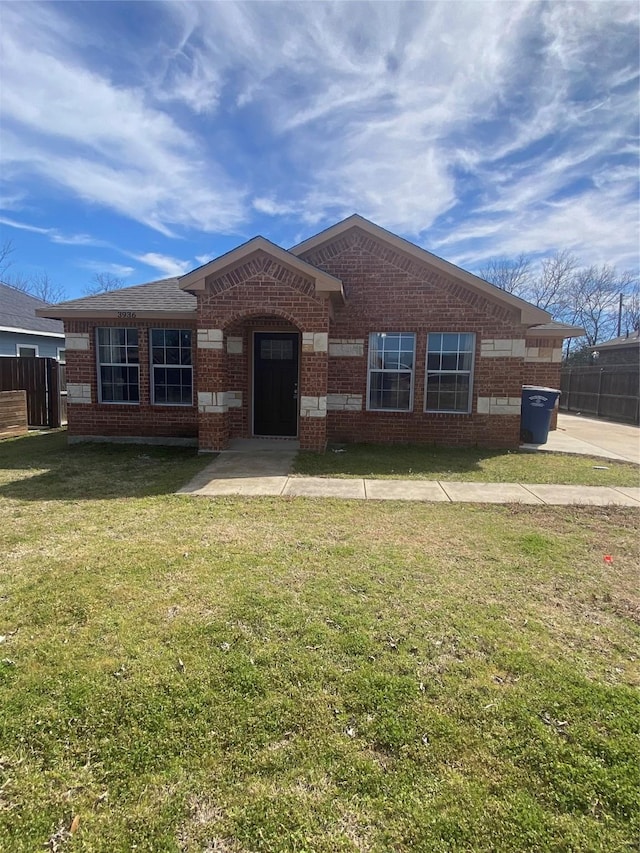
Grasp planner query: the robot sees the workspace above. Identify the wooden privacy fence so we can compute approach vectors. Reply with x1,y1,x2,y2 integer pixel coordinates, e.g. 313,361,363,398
0,390,28,438
560,364,639,425
0,357,61,428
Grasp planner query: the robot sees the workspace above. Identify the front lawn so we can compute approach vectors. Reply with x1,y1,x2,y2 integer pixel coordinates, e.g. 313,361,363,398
0,432,638,852
294,443,640,486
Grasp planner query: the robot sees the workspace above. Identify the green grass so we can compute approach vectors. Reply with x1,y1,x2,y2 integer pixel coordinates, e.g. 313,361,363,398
0,431,639,852
294,442,640,486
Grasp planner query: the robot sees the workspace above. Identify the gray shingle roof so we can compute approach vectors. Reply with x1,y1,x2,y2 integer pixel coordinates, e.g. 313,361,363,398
0,281,64,334
590,329,640,349
38,277,196,316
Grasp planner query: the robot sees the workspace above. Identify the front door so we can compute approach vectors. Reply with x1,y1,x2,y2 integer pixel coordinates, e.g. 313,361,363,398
253,332,299,436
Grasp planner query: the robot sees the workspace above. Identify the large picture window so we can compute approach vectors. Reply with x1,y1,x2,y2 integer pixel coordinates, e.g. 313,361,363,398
425,333,475,413
151,329,193,405
97,328,139,403
367,332,415,411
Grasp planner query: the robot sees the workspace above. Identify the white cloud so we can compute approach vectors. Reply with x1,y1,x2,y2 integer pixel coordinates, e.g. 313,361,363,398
50,233,109,247
0,216,52,235
252,198,298,217
0,215,108,247
0,0,637,275
0,4,247,236
79,260,135,277
129,252,192,277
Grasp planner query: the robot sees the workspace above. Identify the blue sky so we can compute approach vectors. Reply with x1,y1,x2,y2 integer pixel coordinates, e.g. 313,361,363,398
1,0,638,301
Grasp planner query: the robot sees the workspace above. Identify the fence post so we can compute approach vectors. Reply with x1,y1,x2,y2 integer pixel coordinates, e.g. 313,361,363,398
596,368,604,418
46,359,61,429
566,369,572,411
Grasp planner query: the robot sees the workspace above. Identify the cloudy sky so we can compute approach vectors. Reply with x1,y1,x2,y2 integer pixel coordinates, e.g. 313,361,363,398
1,0,638,300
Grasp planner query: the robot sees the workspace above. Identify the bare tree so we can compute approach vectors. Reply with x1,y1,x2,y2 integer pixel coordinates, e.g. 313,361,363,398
20,271,66,303
564,265,627,346
529,250,578,313
5,269,65,303
0,240,14,280
84,272,126,295
479,253,532,297
621,286,640,334
478,247,639,351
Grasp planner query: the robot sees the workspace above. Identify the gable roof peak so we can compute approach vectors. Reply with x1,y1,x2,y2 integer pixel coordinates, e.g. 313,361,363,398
290,215,551,327
178,234,344,302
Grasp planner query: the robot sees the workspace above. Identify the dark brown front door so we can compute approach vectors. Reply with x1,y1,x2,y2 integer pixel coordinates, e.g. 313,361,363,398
253,332,299,436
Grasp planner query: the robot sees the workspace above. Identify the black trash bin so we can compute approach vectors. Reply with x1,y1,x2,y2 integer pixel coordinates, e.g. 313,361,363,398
520,386,561,444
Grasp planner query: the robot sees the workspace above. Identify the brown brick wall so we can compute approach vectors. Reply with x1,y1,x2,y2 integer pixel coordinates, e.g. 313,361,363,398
301,228,529,447
64,319,198,439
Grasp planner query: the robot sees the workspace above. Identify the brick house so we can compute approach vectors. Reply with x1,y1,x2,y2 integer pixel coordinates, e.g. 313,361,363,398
37,215,582,452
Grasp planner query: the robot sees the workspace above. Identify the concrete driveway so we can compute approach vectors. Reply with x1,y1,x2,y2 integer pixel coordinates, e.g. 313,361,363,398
543,413,640,464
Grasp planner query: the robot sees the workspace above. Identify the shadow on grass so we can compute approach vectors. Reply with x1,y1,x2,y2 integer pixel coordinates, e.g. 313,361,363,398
0,429,211,501
294,442,511,479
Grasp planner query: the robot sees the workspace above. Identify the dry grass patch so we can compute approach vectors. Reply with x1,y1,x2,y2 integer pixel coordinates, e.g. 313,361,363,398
0,432,638,851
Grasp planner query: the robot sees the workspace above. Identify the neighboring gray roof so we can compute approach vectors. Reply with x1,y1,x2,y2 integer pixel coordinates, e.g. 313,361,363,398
590,329,640,350
37,277,197,319
0,281,64,335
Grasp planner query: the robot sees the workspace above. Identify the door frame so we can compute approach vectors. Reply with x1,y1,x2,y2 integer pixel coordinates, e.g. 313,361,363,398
251,329,300,438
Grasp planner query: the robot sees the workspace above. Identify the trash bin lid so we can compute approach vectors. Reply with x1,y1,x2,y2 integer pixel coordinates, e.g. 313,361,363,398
522,385,561,393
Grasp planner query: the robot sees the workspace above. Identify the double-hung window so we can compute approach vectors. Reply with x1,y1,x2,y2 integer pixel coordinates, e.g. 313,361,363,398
151,329,193,405
97,328,139,403
425,333,475,413
367,332,415,411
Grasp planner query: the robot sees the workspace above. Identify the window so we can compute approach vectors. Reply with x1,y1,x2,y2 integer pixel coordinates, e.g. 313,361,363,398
97,328,139,403
425,333,475,413
367,332,415,411
260,338,294,360
17,345,38,357
151,329,193,405
57,348,66,364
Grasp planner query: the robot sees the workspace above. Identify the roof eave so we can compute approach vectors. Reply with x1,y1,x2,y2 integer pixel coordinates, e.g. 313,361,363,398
36,308,197,321
179,236,345,304
0,324,65,338
526,324,586,338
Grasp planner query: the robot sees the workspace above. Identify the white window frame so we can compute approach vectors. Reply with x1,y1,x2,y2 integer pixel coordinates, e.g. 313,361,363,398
424,332,476,414
17,344,39,357
57,347,66,363
150,329,193,406
96,327,140,405
366,332,416,412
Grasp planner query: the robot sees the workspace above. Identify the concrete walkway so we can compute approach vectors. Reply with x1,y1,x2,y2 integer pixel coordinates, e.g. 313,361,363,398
523,413,640,464
178,451,640,506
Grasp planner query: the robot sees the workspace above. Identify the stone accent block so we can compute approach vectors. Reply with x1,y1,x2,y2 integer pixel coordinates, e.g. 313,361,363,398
225,391,242,408
65,333,90,351
477,395,521,416
329,338,364,357
525,346,563,363
226,336,243,354
481,338,526,358
300,395,327,418
302,332,329,353
197,390,242,413
197,328,223,349
67,383,92,404
327,393,363,411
